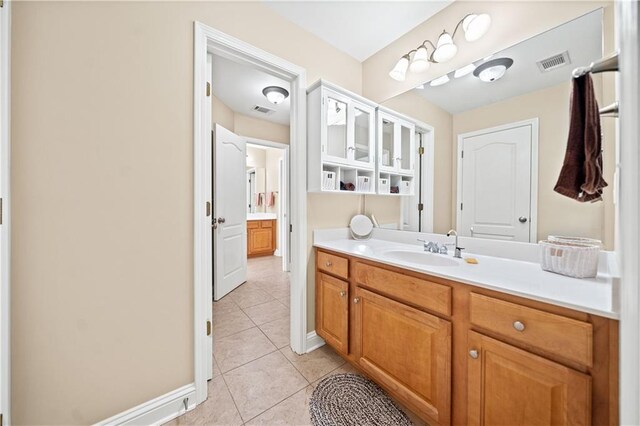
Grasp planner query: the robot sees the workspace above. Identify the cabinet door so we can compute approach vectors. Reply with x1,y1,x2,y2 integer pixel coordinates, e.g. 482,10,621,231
397,120,415,174
378,112,397,173
323,90,349,164
467,331,591,426
351,101,375,168
316,272,349,355
248,227,272,255
354,287,451,425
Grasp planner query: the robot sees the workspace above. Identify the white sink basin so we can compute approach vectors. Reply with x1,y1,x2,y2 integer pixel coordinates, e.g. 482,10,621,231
380,250,460,267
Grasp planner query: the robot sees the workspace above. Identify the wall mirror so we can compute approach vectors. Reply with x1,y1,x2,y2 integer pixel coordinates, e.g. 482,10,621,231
379,8,615,249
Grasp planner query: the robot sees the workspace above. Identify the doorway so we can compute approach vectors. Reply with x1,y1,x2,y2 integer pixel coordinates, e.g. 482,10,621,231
193,22,307,406
456,118,539,242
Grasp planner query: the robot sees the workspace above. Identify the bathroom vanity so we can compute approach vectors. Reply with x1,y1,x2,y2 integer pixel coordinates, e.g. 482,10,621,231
247,214,276,257
314,232,618,426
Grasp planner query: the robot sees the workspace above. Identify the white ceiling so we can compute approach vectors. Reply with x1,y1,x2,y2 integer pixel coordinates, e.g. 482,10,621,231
264,0,454,62
414,9,603,114
211,54,291,125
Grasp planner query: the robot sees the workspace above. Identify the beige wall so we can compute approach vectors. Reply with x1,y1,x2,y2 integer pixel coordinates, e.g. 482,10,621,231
363,1,611,103
235,114,290,145
212,95,234,131
11,1,361,424
452,81,614,248
381,91,453,233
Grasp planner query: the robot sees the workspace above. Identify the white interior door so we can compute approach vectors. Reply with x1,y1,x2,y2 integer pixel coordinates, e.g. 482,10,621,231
214,124,247,300
458,123,534,242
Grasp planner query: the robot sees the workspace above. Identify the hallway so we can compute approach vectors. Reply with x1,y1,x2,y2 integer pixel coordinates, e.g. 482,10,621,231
167,256,353,425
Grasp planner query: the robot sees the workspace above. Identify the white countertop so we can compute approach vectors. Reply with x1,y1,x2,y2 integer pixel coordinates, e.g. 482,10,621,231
247,212,277,221
313,229,619,319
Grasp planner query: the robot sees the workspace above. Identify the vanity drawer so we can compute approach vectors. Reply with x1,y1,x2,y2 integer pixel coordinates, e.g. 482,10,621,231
355,263,451,317
469,293,593,367
247,221,259,229
317,250,349,279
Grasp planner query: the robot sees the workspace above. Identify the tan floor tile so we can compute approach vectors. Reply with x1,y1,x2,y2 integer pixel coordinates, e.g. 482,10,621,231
243,299,289,325
258,316,290,349
224,351,309,421
313,360,362,386
212,295,240,315
212,355,221,378
212,308,255,339
245,385,314,426
282,345,346,383
213,327,277,373
229,283,274,308
167,376,242,425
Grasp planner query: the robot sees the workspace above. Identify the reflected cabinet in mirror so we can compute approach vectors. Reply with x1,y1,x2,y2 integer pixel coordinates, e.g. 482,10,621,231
379,8,615,249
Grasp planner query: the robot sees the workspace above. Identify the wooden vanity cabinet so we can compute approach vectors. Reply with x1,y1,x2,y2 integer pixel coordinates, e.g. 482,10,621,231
247,219,276,257
354,287,451,425
313,248,618,426
467,331,591,426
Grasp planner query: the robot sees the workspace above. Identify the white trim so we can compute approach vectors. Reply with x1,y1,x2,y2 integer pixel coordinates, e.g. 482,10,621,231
0,2,11,424
243,136,290,272
305,331,326,353
617,1,640,423
415,121,435,233
96,385,196,426
455,118,539,243
194,22,308,410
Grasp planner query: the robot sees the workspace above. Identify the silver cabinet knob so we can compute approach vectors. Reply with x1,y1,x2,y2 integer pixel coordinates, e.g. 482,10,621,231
353,297,360,304
513,320,526,332
325,261,332,267
519,216,528,223
469,349,479,359
339,291,346,298
217,217,226,224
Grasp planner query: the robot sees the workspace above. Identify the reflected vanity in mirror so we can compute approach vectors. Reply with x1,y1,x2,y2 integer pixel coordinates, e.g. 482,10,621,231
379,8,615,249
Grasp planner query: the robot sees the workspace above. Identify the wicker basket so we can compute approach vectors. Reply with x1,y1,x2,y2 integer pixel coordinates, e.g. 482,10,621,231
539,239,600,278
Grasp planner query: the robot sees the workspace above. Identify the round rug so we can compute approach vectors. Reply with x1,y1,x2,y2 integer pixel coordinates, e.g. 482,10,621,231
309,373,413,426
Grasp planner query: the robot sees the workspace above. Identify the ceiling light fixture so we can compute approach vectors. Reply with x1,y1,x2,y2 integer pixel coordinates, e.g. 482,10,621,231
389,12,492,80
473,57,514,82
429,74,450,87
454,63,476,78
262,86,289,104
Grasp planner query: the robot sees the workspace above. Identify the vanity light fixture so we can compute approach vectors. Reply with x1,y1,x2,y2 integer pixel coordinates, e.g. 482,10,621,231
389,12,491,80
454,63,476,78
473,57,513,82
430,74,450,87
262,86,289,104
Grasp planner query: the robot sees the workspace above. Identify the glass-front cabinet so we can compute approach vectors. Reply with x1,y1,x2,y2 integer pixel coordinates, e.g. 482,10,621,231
322,88,376,169
377,109,416,175
307,80,416,196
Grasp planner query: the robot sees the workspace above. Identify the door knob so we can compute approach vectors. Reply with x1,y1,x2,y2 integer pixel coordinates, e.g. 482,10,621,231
217,217,226,224
353,297,360,304
469,349,479,359
519,216,528,223
339,291,346,298
513,320,526,332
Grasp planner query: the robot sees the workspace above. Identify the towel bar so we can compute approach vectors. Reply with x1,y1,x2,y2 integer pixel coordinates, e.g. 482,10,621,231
599,101,619,117
572,50,619,78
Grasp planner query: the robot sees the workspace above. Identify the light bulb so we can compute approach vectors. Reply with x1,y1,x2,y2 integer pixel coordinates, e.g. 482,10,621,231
432,32,457,63
409,45,430,73
389,55,410,81
454,63,476,78
429,74,450,87
463,13,491,42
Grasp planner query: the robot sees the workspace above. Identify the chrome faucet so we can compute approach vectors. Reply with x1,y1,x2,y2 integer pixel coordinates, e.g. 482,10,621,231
417,239,439,253
447,229,464,258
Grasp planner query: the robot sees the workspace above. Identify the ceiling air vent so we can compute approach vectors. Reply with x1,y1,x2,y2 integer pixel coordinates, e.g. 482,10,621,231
537,51,571,72
252,105,275,115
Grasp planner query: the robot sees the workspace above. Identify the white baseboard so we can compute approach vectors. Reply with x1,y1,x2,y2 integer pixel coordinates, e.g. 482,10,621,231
96,384,197,426
306,331,325,353
274,249,281,257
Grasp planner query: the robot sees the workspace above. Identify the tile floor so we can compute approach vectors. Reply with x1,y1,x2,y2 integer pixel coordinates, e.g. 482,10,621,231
165,255,426,426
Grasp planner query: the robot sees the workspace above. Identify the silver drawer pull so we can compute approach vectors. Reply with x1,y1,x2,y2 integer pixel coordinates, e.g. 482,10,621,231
469,349,479,359
325,261,332,267
339,291,346,298
353,297,360,304
513,320,526,332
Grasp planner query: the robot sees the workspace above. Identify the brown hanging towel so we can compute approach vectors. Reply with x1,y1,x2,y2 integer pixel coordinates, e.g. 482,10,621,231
554,74,608,202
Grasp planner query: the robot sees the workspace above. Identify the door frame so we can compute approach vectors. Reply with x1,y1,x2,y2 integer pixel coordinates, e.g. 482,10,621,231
244,136,290,272
455,118,539,242
0,1,10,424
193,22,307,405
